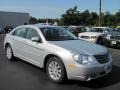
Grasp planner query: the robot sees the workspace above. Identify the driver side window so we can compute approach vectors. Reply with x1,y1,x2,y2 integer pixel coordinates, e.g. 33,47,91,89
26,28,40,40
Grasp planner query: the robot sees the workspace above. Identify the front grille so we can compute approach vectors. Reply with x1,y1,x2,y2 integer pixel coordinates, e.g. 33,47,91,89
94,54,109,64
80,36,90,39
110,35,120,40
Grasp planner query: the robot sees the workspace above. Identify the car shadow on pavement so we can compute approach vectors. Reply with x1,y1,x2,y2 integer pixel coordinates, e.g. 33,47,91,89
11,58,120,89
64,65,120,89
108,46,120,50
3,57,120,89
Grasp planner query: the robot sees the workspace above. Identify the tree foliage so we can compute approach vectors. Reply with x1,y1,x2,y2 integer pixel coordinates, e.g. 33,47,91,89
29,16,59,24
29,7,120,27
60,6,120,27
60,6,99,26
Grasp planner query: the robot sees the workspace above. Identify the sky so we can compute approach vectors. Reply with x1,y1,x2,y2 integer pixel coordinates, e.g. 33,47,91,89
0,0,119,18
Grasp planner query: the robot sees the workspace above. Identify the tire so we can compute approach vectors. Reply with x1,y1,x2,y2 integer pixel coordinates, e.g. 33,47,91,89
46,57,67,83
5,45,14,61
97,37,103,45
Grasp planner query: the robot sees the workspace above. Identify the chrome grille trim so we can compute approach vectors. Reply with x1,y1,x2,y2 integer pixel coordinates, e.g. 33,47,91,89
94,54,109,64
110,35,120,40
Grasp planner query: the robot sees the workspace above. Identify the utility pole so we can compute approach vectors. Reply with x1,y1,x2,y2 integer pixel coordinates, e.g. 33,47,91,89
99,0,102,26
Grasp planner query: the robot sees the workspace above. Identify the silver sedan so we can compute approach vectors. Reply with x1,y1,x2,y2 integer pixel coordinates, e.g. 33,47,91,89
4,25,112,83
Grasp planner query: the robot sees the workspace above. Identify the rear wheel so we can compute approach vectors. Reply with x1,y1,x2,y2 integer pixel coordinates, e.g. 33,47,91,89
5,45,14,61
46,57,67,83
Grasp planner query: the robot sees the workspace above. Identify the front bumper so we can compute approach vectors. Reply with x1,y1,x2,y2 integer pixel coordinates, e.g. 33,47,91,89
78,38,97,43
67,60,112,81
105,40,120,47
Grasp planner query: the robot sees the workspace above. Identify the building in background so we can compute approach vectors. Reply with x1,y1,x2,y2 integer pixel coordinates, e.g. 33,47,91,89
0,11,29,31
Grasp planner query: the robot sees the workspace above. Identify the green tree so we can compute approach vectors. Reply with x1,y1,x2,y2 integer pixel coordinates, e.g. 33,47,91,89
90,12,98,26
81,10,90,25
29,16,38,24
115,9,120,26
61,6,81,25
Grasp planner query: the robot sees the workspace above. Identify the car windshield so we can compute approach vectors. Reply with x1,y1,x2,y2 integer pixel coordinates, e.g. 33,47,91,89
90,28,104,32
40,27,78,41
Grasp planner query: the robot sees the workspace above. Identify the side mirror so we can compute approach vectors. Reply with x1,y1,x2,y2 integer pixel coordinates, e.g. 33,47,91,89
31,37,41,43
104,31,108,33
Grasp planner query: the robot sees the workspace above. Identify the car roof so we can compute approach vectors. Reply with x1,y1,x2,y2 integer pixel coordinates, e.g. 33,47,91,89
69,26,84,27
16,25,58,29
35,25,58,28
92,27,110,29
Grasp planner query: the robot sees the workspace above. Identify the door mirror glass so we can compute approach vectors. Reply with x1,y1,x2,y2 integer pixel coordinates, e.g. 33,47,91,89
104,30,108,33
31,37,41,42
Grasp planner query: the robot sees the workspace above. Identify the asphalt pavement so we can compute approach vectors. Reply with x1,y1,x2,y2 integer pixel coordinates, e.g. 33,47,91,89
0,34,120,90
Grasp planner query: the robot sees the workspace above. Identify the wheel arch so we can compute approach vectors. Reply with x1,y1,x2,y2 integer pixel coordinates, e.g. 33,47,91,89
96,35,102,43
5,43,10,50
5,43,14,55
43,54,66,72
43,54,68,82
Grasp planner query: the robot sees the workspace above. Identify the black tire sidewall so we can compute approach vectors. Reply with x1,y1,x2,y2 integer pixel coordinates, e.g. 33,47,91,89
97,37,102,45
5,45,14,61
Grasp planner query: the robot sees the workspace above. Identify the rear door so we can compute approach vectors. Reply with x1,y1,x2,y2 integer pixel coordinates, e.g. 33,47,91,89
11,27,28,58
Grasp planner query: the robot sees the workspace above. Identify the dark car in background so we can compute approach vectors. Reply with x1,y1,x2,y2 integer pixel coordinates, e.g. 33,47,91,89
0,28,4,34
0,27,3,34
105,29,120,47
4,26,14,33
66,26,88,37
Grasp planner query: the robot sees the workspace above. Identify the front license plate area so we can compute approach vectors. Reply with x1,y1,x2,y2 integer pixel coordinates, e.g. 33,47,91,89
111,41,116,45
105,65,112,73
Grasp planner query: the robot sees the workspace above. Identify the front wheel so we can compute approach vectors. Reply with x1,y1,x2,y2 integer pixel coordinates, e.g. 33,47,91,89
97,37,103,45
46,57,67,83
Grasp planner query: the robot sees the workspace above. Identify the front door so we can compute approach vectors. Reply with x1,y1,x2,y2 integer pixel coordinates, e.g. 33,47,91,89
23,28,45,67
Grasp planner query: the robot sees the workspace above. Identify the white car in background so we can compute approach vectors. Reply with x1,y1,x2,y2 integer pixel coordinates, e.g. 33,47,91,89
78,27,113,45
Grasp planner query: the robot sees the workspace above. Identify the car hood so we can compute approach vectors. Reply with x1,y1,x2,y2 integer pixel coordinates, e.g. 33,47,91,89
78,32,103,37
107,31,120,35
49,40,107,55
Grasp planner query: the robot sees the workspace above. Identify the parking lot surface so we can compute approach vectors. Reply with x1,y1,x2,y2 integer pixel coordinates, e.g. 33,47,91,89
0,34,120,90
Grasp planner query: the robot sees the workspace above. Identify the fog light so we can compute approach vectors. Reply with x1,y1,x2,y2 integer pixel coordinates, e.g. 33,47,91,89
69,64,76,69
86,76,91,81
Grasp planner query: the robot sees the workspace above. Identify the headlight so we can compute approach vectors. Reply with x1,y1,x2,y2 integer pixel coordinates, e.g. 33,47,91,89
106,35,111,39
72,52,94,64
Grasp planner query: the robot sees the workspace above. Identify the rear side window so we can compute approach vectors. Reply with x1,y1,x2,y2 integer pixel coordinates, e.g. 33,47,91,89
26,28,40,40
13,28,27,38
